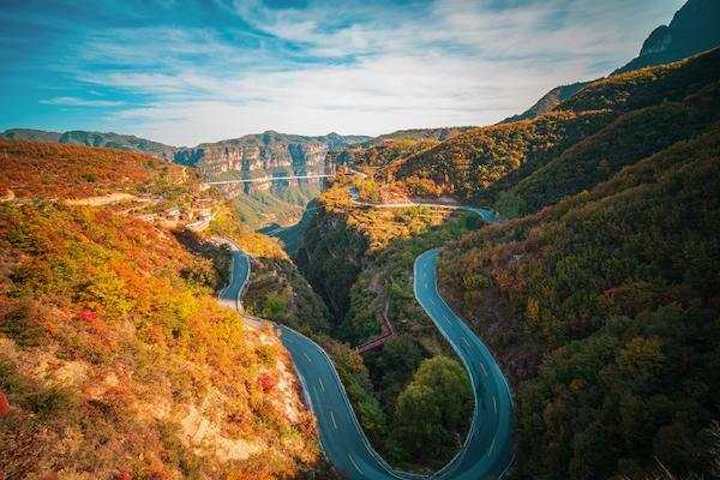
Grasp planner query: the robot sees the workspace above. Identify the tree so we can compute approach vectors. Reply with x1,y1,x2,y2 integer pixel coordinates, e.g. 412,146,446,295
392,356,472,463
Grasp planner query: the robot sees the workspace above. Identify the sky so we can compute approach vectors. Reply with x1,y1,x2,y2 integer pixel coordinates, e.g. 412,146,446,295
0,0,686,146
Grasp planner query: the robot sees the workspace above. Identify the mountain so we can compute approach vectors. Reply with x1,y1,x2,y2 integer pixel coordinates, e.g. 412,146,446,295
370,127,474,144
59,130,177,161
173,130,371,184
378,47,720,209
0,139,329,479
329,127,475,175
501,81,589,123
1,128,177,161
0,128,62,143
1,128,372,187
617,0,720,73
292,45,720,479
507,0,720,122
439,124,720,479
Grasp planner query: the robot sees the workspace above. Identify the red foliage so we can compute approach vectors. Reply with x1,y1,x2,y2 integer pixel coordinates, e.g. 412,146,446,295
258,372,277,393
0,391,9,416
78,309,97,323
115,471,132,480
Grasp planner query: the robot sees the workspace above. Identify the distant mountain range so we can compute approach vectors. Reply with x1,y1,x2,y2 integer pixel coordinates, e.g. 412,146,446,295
1,128,178,161
0,128,371,185
505,0,720,122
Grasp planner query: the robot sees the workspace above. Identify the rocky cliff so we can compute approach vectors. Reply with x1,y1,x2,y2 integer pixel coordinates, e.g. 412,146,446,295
1,128,371,189
617,0,720,73
174,130,370,191
507,0,720,123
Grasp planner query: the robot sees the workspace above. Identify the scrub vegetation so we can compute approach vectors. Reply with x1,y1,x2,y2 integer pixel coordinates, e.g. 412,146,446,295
0,142,328,479
296,47,720,478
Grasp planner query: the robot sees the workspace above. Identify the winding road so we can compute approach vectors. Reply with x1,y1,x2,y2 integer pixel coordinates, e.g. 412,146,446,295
216,204,513,479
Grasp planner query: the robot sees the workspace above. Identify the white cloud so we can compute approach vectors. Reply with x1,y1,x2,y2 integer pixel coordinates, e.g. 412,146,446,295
40,96,124,107
78,0,685,144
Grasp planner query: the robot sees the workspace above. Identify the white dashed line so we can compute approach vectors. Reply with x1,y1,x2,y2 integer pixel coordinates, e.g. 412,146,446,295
348,454,363,475
318,377,325,392
330,410,338,429
303,352,312,363
493,397,497,413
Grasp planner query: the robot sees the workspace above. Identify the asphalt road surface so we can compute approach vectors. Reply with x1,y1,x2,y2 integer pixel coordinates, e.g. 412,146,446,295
218,204,513,479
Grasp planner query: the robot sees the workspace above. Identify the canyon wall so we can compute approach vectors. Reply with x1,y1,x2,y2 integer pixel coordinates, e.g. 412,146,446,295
174,131,370,192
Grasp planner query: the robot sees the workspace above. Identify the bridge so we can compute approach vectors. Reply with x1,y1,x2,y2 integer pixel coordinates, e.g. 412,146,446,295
206,174,335,185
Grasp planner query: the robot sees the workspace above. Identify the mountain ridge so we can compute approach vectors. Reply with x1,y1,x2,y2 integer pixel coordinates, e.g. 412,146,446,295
1,128,372,188
505,0,720,122
617,0,720,73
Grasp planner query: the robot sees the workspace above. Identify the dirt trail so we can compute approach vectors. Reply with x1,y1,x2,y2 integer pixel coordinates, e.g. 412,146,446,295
64,192,155,206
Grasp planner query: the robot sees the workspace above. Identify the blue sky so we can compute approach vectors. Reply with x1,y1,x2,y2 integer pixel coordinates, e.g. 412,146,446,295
0,0,685,145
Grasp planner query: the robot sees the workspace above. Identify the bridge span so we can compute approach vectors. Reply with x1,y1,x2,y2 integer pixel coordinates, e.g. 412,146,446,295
206,174,335,185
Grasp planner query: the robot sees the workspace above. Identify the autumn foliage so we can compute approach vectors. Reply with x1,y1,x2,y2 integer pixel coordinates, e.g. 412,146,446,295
438,125,720,479
0,139,187,199
0,198,324,478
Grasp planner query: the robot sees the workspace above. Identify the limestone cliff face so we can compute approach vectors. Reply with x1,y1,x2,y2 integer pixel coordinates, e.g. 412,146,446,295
1,127,371,189
174,131,370,190
176,141,330,178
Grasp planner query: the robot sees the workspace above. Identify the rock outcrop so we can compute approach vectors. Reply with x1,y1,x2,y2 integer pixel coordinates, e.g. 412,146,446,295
506,0,720,123
174,130,370,191
617,0,720,73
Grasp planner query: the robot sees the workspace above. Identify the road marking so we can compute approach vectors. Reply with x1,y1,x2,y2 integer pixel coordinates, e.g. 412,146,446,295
318,377,325,392
330,410,338,429
348,454,363,475
493,397,497,413
489,437,496,454
462,337,471,348
480,362,487,377
303,352,312,363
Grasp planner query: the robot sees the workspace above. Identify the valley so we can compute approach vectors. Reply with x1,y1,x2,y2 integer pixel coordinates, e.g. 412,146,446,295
2,1,720,479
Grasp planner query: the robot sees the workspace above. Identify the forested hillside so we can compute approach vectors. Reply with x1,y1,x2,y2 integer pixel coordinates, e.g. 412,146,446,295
358,48,720,215
295,179,483,471
0,139,185,199
0,142,328,479
298,42,720,480
437,114,720,479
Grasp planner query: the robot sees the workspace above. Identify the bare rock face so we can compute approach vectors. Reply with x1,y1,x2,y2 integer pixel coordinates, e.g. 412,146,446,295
1,127,371,190
174,131,370,190
617,0,720,73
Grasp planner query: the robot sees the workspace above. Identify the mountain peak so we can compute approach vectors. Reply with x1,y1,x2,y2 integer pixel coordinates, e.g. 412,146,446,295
616,0,720,73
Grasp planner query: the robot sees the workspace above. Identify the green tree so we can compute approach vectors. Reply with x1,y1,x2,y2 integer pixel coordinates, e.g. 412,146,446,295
392,356,472,463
